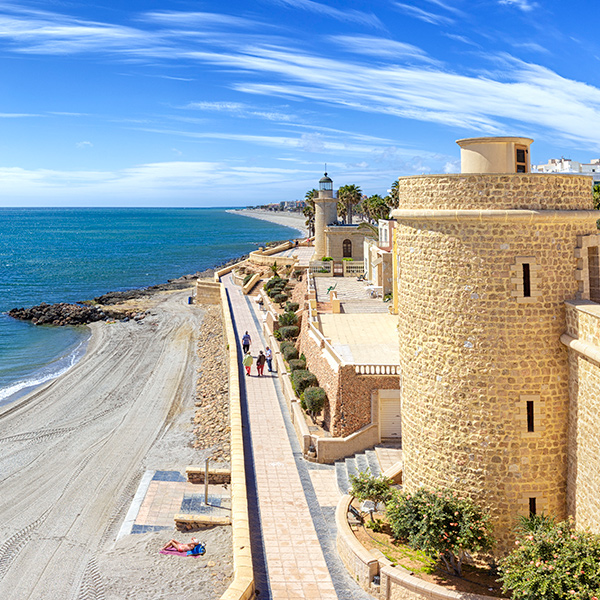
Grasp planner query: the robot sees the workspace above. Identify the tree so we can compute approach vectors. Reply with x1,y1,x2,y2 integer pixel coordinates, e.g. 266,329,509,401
499,515,600,600
386,487,494,576
364,194,391,223
303,189,317,237
350,471,393,520
338,184,362,225
593,183,600,211
387,179,400,210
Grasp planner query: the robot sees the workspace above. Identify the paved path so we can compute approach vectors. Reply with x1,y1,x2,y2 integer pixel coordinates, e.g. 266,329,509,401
223,275,374,600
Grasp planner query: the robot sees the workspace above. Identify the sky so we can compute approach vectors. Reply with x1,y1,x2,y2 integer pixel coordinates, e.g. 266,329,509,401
1,0,600,206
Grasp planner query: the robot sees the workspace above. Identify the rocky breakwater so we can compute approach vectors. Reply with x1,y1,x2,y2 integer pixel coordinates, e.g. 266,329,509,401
8,302,147,326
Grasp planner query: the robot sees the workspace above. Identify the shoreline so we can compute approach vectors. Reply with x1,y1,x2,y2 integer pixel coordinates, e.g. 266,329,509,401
228,207,308,237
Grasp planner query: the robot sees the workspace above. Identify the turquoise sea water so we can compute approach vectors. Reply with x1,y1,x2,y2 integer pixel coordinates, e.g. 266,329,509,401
0,208,301,405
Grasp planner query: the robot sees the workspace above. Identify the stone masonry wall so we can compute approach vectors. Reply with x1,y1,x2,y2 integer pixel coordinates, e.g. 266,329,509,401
396,173,593,211
394,173,597,553
565,302,600,533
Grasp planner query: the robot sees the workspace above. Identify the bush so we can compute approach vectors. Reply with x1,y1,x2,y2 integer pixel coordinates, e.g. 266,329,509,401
282,345,299,361
322,256,333,261
499,515,600,600
301,386,326,414
279,325,299,340
279,340,295,352
243,273,253,285
278,311,298,327
288,358,306,371
386,487,493,576
273,329,282,341
290,369,318,396
285,301,299,313
342,257,353,261
273,293,288,305
350,471,393,506
264,276,281,291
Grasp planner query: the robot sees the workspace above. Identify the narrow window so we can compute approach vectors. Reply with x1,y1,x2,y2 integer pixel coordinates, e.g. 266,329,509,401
523,263,531,297
529,497,537,516
343,239,352,258
588,246,600,303
526,400,534,432
516,146,528,173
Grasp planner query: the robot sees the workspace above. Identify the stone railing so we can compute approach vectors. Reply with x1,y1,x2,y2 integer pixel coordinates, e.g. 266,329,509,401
354,364,400,375
336,494,497,600
309,260,333,275
343,260,365,277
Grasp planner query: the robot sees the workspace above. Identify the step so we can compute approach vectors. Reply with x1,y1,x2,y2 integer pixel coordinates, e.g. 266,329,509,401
335,461,351,496
365,450,382,477
345,457,359,482
355,453,370,475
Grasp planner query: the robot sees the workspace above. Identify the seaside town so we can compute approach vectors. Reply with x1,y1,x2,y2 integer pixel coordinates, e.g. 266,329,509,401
5,135,600,600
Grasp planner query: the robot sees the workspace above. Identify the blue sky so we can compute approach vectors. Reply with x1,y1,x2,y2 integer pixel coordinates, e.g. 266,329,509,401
1,0,600,206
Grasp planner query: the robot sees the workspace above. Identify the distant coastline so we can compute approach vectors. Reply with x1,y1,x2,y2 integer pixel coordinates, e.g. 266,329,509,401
228,208,308,237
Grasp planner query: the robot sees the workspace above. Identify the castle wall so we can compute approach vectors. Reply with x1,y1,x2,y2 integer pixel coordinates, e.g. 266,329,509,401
565,301,600,532
392,173,596,552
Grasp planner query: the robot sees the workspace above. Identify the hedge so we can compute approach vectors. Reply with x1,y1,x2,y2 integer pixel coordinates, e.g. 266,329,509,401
291,369,318,396
287,358,306,371
279,325,299,339
264,276,281,291
279,340,295,352
273,293,288,305
285,301,299,312
301,386,326,414
243,273,253,285
278,311,298,327
282,345,299,361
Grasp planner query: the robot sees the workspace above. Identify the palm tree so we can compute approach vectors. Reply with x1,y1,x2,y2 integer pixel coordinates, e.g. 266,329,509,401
338,184,362,225
387,180,400,210
364,194,390,223
303,188,317,237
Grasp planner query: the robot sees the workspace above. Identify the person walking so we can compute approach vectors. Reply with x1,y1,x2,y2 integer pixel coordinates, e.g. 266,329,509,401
265,346,273,372
241,331,251,353
256,350,266,376
242,351,253,376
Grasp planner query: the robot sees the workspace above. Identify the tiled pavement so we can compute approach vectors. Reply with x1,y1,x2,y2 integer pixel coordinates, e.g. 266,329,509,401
224,274,374,600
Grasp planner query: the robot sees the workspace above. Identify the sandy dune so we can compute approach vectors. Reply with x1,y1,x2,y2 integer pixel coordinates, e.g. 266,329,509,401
0,290,232,599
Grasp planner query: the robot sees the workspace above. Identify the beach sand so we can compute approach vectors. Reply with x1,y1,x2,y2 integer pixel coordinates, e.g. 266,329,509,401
0,288,232,599
230,208,308,237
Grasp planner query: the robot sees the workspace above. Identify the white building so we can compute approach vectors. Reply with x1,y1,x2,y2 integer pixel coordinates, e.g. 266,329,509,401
533,157,600,183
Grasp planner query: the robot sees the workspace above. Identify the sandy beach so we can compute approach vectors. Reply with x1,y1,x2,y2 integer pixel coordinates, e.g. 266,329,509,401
229,208,308,237
0,288,232,599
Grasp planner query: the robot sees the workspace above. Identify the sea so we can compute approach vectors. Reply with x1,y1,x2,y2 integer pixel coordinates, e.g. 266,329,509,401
0,207,301,407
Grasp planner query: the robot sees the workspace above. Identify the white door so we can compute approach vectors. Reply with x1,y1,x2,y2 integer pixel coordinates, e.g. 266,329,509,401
379,391,401,440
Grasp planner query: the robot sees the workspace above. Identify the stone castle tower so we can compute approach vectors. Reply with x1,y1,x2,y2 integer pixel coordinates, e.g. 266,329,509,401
391,136,599,550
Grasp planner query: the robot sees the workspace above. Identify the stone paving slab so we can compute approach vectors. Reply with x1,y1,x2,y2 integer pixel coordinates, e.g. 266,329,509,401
224,274,376,600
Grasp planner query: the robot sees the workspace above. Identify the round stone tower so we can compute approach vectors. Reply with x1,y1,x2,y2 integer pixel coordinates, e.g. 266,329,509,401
391,136,598,551
313,172,338,260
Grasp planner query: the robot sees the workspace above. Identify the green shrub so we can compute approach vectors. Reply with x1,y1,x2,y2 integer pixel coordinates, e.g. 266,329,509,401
386,487,493,576
300,353,306,362
282,345,299,361
350,471,393,506
322,256,333,261
499,515,600,600
301,386,326,414
279,340,295,352
278,311,298,326
273,293,288,305
279,325,299,340
285,301,299,313
290,369,318,396
273,329,282,341
243,273,253,285
342,257,353,261
287,358,306,371
264,276,281,291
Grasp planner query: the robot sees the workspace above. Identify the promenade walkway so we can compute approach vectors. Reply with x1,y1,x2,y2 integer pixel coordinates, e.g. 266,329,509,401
223,274,373,600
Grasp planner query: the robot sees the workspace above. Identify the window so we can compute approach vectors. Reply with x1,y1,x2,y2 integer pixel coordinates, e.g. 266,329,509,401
526,400,534,432
523,263,531,297
574,235,600,301
516,146,528,173
343,239,352,258
529,497,537,516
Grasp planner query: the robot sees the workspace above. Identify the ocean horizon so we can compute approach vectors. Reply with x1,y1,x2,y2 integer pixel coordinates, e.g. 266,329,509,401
0,207,301,406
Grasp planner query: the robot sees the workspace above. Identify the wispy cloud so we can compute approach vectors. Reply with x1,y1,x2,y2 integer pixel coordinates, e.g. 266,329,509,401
267,0,384,29
394,3,454,26
76,141,93,148
330,35,440,64
498,0,538,12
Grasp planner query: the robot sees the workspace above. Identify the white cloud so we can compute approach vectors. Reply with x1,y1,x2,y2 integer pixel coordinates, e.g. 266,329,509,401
330,35,439,64
498,0,538,12
267,0,383,29
394,3,454,26
76,141,93,148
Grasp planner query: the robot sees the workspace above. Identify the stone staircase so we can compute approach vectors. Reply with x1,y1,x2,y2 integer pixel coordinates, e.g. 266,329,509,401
335,449,382,496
